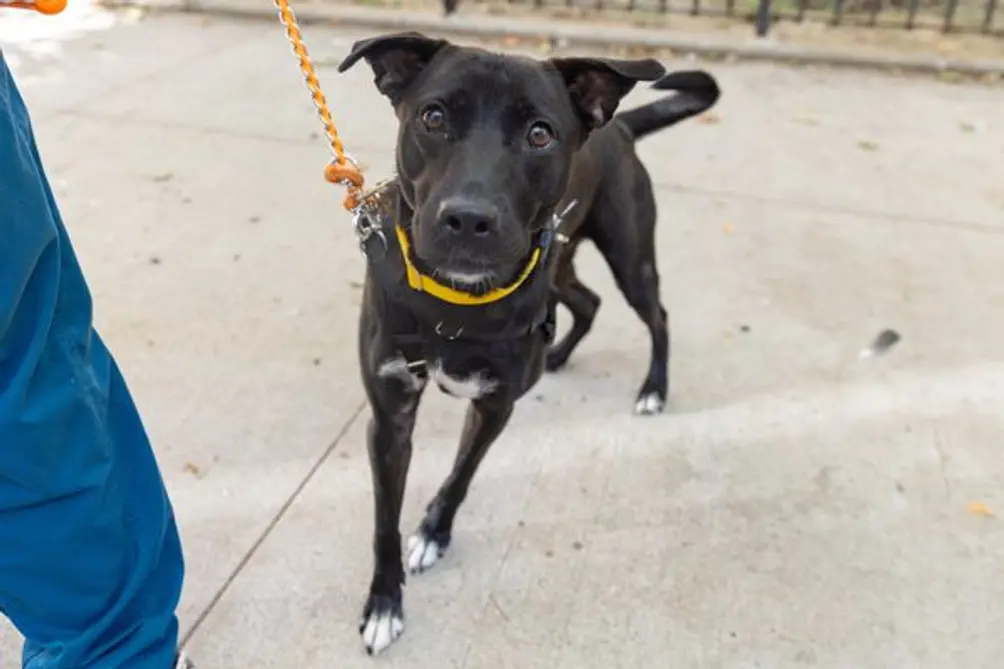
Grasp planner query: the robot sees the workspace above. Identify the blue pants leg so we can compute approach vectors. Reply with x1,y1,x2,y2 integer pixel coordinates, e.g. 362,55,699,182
0,53,184,669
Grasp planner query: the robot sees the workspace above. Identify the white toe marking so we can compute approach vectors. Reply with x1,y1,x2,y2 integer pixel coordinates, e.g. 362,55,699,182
362,610,404,656
634,392,665,415
407,533,442,573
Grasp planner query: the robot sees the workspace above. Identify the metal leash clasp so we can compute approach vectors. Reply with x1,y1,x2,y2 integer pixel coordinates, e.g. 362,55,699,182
352,206,385,256
350,179,394,257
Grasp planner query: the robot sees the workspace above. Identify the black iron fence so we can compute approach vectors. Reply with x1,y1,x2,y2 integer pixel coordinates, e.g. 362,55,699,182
500,0,1003,36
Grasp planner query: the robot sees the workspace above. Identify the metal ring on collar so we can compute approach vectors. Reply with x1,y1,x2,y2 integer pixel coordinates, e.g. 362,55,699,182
435,322,464,340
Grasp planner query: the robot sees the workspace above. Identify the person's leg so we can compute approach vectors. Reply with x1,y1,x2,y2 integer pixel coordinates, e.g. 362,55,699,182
0,53,185,669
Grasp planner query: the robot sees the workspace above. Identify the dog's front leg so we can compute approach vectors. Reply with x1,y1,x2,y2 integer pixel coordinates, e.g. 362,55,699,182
359,367,423,656
407,397,514,574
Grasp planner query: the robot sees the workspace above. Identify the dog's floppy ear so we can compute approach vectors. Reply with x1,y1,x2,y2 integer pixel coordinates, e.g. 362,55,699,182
548,57,666,130
337,31,448,103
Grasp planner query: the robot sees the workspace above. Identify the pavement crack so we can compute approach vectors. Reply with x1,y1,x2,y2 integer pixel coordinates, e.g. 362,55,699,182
74,26,255,112
487,594,509,622
178,399,367,648
52,108,319,147
932,425,952,502
661,183,1004,236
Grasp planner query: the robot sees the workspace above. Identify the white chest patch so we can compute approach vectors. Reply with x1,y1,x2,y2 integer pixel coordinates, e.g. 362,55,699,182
429,363,498,400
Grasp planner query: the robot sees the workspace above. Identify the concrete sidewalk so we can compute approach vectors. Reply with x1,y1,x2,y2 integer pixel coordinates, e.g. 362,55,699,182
3,9,1004,668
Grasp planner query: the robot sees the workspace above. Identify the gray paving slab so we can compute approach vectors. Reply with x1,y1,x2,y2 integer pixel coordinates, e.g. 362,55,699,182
3,8,1004,669
179,194,1004,668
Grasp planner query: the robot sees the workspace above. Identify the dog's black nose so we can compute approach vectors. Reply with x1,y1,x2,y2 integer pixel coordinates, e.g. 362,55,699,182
438,201,499,239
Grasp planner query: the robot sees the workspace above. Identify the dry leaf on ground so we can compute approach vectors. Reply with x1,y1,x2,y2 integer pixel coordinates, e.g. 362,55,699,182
966,501,996,518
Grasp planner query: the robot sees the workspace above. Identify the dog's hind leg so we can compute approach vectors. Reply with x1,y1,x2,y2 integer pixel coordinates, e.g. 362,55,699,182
590,216,670,415
407,398,514,574
359,364,425,655
602,248,669,415
546,247,601,372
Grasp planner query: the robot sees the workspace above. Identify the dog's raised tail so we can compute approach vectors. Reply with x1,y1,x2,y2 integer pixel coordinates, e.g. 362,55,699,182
615,70,721,142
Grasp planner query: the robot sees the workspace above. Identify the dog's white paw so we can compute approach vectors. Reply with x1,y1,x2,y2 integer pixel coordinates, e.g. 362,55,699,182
407,532,444,574
361,609,404,656
634,392,665,416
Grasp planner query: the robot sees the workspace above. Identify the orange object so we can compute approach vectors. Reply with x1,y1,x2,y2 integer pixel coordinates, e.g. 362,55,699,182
966,501,996,518
2,0,67,13
274,0,366,212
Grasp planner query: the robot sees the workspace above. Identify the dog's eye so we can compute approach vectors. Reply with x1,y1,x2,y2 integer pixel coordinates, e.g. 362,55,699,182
420,105,447,132
527,122,554,149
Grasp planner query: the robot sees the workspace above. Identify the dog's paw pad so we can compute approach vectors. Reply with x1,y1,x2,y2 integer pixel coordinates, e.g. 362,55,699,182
407,532,444,574
634,392,665,416
360,607,404,656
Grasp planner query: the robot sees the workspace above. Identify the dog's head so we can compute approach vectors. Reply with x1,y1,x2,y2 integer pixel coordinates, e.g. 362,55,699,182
338,32,665,288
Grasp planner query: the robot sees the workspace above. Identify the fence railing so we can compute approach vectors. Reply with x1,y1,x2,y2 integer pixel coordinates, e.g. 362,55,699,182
500,0,1003,36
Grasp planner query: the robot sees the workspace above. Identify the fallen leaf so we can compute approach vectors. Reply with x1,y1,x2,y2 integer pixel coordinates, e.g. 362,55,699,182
183,462,204,478
723,222,735,235
697,113,721,125
792,114,820,126
966,501,995,518
938,70,965,84
959,121,976,133
151,172,174,183
857,140,879,152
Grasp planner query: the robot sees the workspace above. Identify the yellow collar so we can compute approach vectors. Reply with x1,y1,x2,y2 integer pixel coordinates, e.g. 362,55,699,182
394,225,541,306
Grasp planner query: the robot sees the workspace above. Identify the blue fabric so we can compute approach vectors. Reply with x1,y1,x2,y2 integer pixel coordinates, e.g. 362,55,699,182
0,51,183,669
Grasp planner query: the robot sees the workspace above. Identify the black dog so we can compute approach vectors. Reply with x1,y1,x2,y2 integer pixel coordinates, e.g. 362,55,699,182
337,32,719,655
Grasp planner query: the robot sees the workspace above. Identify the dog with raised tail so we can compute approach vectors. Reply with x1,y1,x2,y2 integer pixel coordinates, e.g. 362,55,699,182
336,32,720,655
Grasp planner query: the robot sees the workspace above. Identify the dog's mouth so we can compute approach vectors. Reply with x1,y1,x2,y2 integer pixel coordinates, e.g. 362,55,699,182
432,266,498,289
405,237,535,297
405,223,533,295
